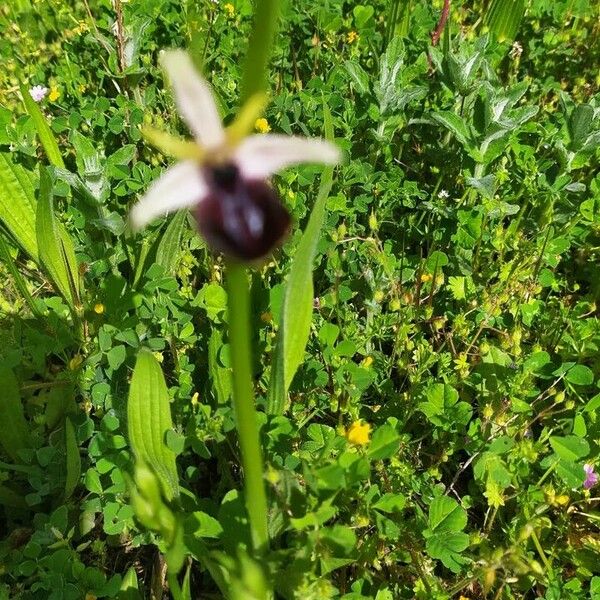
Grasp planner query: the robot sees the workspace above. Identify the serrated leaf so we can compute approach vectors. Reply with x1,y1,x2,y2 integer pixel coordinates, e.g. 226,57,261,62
0,367,31,462
20,84,65,169
127,349,179,500
419,383,472,428
64,417,81,500
425,531,470,572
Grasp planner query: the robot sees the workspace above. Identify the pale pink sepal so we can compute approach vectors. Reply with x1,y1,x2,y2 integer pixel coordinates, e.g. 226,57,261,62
130,161,207,230
160,50,225,149
234,134,341,180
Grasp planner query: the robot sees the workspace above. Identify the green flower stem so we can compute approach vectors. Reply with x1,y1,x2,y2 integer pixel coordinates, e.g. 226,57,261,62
241,0,280,103
224,0,280,558
226,262,269,555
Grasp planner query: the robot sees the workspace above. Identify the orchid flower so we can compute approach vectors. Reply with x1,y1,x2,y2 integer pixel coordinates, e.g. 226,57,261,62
130,50,340,260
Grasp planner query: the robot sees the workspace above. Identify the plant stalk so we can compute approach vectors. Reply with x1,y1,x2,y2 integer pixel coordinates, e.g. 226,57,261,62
240,0,280,103
226,262,269,555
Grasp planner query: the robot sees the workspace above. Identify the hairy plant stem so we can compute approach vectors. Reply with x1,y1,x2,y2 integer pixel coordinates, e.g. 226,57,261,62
226,262,269,555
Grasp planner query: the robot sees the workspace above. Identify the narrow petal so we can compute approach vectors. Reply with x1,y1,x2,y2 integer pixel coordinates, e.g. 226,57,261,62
234,134,341,180
142,125,204,161
160,50,225,149
130,161,206,230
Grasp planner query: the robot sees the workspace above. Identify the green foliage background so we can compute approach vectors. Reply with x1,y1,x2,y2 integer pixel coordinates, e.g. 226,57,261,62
0,0,599,598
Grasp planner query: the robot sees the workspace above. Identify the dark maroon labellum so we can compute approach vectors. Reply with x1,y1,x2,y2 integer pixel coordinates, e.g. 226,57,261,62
196,163,291,261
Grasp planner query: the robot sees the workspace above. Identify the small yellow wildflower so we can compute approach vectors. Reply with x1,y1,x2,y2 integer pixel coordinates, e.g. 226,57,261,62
346,420,371,446
361,356,373,368
346,31,358,44
459,596,470,600
420,273,432,283
254,117,271,133
224,3,235,17
48,86,60,102
93,303,105,315
266,466,280,485
78,84,87,94
71,21,89,36
191,392,199,407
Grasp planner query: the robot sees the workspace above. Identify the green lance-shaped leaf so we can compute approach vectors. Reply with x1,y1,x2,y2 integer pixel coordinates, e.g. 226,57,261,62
0,366,31,462
127,349,179,500
267,108,336,415
155,209,188,272
431,111,473,150
0,153,38,261
36,166,80,310
208,327,232,405
64,416,81,500
485,0,525,43
20,84,65,169
118,567,142,600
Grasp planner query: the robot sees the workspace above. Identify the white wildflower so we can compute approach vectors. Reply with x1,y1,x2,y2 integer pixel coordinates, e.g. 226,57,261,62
29,85,48,102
